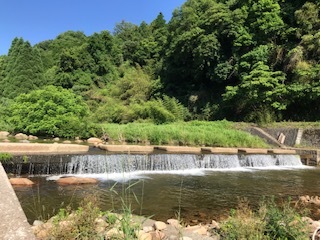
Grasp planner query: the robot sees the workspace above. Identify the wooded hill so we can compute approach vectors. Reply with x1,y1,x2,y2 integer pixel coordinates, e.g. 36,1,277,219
0,0,319,137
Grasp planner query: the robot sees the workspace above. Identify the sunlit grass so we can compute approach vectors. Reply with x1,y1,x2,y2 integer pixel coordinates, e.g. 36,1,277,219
101,120,268,148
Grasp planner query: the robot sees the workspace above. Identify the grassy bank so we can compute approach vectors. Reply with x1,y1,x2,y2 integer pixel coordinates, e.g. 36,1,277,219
101,120,268,148
33,196,310,240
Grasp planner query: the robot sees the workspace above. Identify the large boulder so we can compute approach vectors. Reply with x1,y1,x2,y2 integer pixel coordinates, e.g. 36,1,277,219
56,177,98,185
15,133,28,140
9,178,35,186
87,137,103,145
28,135,38,140
0,131,9,139
154,221,167,231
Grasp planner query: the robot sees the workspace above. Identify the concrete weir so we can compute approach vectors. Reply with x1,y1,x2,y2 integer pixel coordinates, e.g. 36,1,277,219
0,142,89,155
98,144,154,154
0,163,36,239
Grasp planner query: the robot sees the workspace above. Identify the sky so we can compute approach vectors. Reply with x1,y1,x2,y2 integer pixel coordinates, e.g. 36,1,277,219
0,0,186,55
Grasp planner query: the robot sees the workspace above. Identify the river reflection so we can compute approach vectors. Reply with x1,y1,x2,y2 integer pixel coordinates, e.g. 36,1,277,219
14,167,320,224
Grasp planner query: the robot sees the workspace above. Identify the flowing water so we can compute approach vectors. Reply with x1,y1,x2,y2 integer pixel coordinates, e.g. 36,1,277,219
9,153,320,224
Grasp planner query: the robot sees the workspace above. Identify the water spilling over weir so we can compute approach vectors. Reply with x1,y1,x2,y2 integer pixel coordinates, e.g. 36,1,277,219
6,153,303,176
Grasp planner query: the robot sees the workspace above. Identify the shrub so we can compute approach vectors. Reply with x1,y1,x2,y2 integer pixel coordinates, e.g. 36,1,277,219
219,199,266,240
0,153,13,163
261,198,309,240
8,86,96,138
219,198,309,240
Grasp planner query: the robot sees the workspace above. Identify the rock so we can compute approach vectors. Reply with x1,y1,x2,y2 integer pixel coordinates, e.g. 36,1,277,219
87,137,103,145
185,225,207,235
310,196,320,205
211,220,220,230
180,237,192,240
168,235,179,240
299,195,310,204
0,131,9,139
310,221,320,236
33,220,44,226
137,230,153,240
75,139,83,144
143,226,154,233
2,139,10,142
63,140,72,144
56,177,98,185
15,133,28,140
53,137,60,142
106,228,121,238
35,228,50,239
9,178,35,186
19,139,30,143
154,221,167,231
28,135,38,140
167,219,182,228
150,230,166,240
302,217,318,236
95,218,108,234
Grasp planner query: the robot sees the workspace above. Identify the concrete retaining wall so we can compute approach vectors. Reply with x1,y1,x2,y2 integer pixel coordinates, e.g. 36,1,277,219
0,163,36,239
260,128,299,146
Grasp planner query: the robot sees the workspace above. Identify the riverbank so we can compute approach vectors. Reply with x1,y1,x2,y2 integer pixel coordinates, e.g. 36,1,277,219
30,195,320,240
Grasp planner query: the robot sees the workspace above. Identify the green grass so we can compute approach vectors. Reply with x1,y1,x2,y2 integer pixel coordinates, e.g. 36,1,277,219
100,120,268,148
218,198,309,240
0,152,13,163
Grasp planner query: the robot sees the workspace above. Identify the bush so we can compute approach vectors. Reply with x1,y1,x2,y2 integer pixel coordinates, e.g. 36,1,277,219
8,86,96,138
262,198,309,240
219,198,309,240
219,199,266,240
0,153,13,163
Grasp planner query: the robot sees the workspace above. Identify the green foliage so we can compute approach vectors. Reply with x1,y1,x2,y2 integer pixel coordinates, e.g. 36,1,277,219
224,62,287,122
49,196,105,239
8,86,95,138
219,198,309,240
101,121,268,147
219,200,266,239
0,153,13,163
1,38,45,98
262,198,309,240
3,0,320,124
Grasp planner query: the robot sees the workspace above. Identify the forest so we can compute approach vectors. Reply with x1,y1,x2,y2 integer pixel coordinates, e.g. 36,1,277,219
0,0,319,138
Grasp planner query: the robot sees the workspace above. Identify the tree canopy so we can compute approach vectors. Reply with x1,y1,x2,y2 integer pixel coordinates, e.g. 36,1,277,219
1,0,320,136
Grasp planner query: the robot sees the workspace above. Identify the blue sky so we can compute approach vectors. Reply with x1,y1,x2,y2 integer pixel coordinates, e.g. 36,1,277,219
0,0,186,55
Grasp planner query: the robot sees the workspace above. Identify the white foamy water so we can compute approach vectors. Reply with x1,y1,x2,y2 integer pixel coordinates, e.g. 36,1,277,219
45,153,309,182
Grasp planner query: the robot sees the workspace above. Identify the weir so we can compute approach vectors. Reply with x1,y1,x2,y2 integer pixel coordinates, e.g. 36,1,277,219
4,153,303,176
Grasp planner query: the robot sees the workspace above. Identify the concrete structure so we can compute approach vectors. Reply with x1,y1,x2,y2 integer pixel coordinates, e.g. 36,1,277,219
296,149,320,166
238,148,268,154
0,142,89,155
99,144,154,154
0,163,36,239
201,147,238,154
154,146,202,154
267,149,297,154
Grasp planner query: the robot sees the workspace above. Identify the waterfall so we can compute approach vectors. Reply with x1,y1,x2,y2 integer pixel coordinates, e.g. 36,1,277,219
4,153,304,176
65,154,303,174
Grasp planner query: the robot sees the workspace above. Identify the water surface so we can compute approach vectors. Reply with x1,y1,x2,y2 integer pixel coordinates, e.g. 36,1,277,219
14,167,320,224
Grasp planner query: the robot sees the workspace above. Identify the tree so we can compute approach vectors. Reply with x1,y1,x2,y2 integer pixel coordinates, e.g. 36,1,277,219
1,39,44,98
8,86,94,137
223,61,287,122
